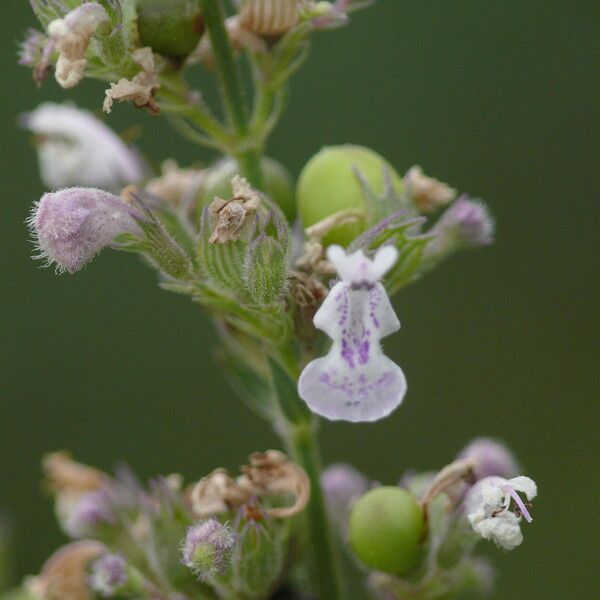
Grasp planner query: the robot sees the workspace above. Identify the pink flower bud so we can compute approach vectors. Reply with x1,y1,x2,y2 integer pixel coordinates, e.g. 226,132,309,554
458,438,520,481
28,188,143,274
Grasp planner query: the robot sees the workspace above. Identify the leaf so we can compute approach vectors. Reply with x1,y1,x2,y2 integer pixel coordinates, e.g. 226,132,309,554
268,357,311,425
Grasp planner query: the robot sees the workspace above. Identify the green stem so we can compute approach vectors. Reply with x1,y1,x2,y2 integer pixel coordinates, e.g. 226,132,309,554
200,0,264,188
286,421,346,600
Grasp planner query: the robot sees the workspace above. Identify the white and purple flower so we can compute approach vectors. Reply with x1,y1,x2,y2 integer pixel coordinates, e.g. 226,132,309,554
298,245,407,422
465,475,537,550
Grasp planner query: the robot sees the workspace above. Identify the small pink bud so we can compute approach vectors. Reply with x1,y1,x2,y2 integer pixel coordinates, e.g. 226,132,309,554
458,438,520,481
28,188,143,274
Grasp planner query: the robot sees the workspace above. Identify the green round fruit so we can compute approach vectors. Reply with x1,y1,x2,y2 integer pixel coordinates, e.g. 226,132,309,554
349,486,425,575
137,0,204,58
199,157,296,221
296,145,403,246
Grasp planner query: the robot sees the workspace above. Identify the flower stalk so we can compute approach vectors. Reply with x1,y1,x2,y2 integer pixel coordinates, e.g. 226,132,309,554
199,0,264,188
286,420,346,600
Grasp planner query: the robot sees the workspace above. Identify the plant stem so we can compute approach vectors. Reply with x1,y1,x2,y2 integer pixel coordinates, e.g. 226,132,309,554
286,421,346,600
200,0,264,188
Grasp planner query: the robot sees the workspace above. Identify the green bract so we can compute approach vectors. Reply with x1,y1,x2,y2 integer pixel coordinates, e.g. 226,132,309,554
136,0,204,58
297,145,404,246
199,157,296,220
349,486,425,575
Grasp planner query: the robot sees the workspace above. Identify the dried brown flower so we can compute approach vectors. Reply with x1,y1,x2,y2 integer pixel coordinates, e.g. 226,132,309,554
27,541,105,600
103,48,160,114
404,165,457,214
190,451,309,519
209,175,260,244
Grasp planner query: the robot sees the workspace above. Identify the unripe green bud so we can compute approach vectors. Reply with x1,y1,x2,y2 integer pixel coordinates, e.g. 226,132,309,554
349,486,425,575
244,233,289,305
231,522,286,598
297,145,403,246
136,0,204,58
200,157,296,221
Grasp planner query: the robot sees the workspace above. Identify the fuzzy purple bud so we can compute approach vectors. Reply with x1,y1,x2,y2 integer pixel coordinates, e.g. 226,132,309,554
434,198,494,247
89,553,128,598
322,464,370,512
28,187,143,274
322,464,370,533
458,438,520,481
182,519,236,580
65,490,116,538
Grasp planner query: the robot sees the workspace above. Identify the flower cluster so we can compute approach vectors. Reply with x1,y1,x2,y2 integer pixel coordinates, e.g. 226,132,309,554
323,438,538,599
23,452,304,600
10,1,537,599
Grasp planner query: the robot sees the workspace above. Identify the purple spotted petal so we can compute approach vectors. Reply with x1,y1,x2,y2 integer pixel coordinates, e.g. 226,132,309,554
299,281,406,422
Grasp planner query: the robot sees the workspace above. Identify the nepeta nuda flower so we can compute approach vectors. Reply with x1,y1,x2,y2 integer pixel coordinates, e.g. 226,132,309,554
465,475,537,550
182,519,236,580
458,438,520,481
23,103,145,190
89,554,128,598
28,188,143,274
298,245,407,422
47,3,108,88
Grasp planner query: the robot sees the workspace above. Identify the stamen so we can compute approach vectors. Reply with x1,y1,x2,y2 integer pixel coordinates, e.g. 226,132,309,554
504,484,533,523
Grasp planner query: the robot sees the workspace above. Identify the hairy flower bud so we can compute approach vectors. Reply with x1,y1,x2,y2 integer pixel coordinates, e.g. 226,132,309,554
64,491,116,539
22,103,145,190
349,487,425,575
458,438,520,481
181,519,236,580
88,554,128,598
322,464,370,533
28,188,143,274
137,0,204,58
297,145,404,246
423,197,494,263
243,221,289,305
231,520,286,598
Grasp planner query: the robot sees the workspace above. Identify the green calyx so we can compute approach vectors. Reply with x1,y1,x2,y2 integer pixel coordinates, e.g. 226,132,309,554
349,486,426,576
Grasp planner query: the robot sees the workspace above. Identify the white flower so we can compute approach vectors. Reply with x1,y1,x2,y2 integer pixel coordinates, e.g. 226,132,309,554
298,245,407,422
465,475,537,550
23,102,145,191
47,3,108,88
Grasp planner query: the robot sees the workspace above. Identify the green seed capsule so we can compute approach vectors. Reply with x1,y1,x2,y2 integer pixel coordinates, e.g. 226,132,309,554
296,145,403,246
199,157,295,221
136,0,204,58
349,486,425,575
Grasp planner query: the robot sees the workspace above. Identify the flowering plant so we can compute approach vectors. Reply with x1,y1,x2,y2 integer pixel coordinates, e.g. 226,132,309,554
9,1,538,599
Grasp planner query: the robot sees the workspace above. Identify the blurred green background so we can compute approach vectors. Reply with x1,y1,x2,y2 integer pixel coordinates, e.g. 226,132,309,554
1,1,598,598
